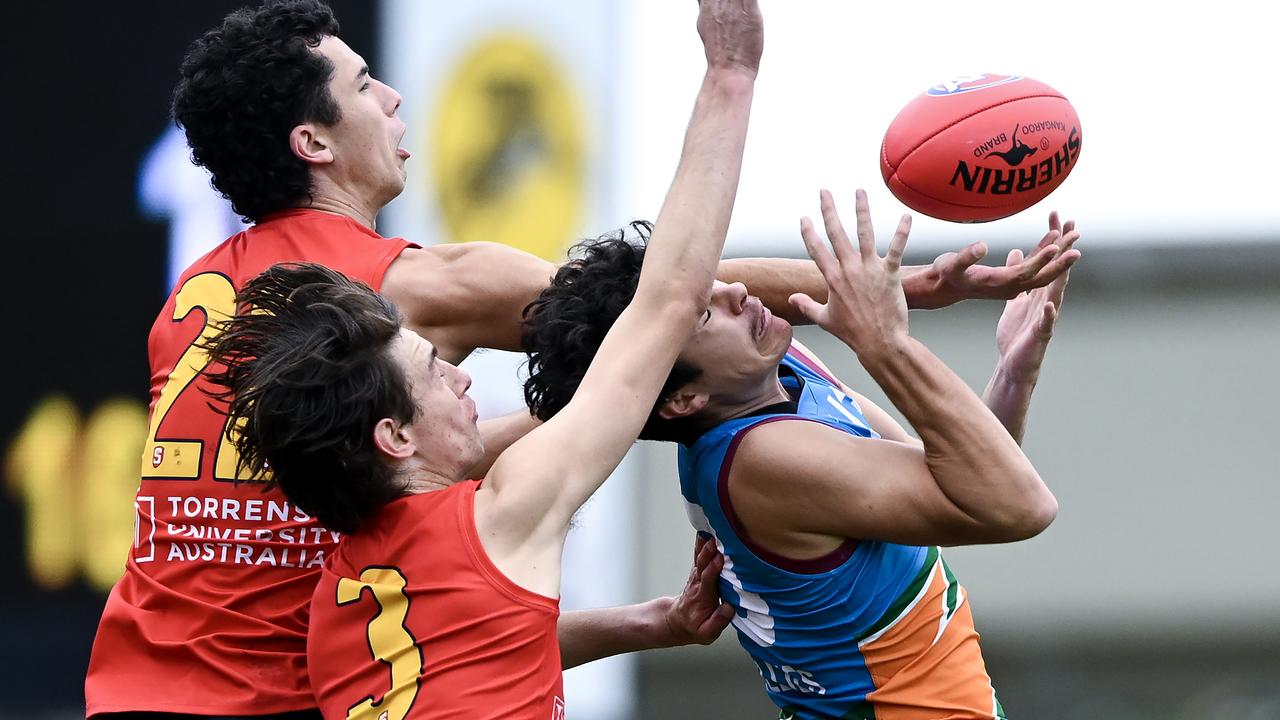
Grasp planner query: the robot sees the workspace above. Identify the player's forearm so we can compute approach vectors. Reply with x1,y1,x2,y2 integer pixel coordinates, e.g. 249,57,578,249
715,258,959,322
500,72,758,529
557,598,677,669
639,69,754,310
856,338,1055,539
981,361,1039,445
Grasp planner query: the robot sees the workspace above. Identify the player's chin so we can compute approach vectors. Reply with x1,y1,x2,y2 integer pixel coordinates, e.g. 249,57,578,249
379,171,408,203
762,318,794,356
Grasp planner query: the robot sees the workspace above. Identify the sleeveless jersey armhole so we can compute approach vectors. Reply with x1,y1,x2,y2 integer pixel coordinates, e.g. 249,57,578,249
717,416,859,575
456,482,560,614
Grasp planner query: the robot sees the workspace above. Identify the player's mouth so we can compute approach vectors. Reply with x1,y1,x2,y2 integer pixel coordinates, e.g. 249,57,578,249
753,301,770,341
395,126,410,160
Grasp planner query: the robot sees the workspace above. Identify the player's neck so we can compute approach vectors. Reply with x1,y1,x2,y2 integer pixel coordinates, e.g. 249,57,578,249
304,179,381,230
402,469,457,495
396,455,465,495
701,377,791,427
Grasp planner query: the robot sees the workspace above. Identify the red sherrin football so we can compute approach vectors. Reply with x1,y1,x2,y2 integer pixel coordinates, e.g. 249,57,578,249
880,74,1082,223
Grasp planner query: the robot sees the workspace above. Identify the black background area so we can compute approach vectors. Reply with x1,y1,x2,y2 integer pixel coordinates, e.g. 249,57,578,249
0,1,375,710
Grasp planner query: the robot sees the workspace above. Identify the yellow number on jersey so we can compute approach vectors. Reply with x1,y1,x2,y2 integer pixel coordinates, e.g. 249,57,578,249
337,567,424,720
139,272,258,482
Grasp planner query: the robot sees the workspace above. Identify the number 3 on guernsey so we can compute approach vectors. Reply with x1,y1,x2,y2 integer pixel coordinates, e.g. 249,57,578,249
138,272,258,482
337,567,424,720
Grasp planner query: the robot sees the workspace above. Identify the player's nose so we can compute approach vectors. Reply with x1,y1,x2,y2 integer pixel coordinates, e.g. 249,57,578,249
379,79,403,114
443,361,472,395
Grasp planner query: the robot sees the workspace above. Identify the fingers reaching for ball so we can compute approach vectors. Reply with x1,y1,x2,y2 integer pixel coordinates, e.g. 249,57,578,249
795,190,912,355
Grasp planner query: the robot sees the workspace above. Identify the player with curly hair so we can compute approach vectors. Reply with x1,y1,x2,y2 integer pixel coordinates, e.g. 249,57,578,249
523,191,1078,720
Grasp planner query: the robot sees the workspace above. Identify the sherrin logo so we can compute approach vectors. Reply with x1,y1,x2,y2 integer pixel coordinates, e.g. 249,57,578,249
950,126,1081,196
927,73,1023,96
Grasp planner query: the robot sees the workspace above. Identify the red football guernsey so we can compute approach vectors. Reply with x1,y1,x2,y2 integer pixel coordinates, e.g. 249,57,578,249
308,481,565,720
86,209,415,716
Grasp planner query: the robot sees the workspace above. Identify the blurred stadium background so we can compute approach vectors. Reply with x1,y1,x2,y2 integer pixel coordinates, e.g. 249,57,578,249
4,1,1278,718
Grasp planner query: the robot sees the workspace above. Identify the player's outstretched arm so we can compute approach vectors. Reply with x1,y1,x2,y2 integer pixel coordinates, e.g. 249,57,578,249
767,189,1056,546
981,214,1075,443
474,0,764,596
715,216,1078,319
557,535,732,668
909,211,1079,310
382,242,556,365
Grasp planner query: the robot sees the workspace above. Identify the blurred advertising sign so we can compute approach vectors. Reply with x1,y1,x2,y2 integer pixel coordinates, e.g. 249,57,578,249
380,3,635,719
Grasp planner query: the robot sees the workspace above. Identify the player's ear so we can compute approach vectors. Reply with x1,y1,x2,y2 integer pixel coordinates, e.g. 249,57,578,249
372,417,415,460
658,390,709,420
289,123,334,165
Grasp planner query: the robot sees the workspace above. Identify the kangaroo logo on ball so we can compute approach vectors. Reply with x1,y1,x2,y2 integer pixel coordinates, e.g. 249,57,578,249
986,124,1038,167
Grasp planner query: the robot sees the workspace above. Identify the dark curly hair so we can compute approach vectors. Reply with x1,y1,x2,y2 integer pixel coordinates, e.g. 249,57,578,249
201,263,416,535
522,223,704,443
173,0,342,223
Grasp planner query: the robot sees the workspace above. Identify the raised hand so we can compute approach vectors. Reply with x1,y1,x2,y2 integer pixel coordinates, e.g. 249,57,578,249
992,217,1076,383
789,189,912,357
908,211,1081,309
697,0,764,78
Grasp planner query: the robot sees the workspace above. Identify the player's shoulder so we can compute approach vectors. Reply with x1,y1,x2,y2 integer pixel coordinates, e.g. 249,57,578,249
172,228,244,277
730,416,849,476
382,243,441,280
386,241,515,271
380,246,475,333
332,489,464,560
381,243,479,299
387,241,550,281
722,418,872,533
